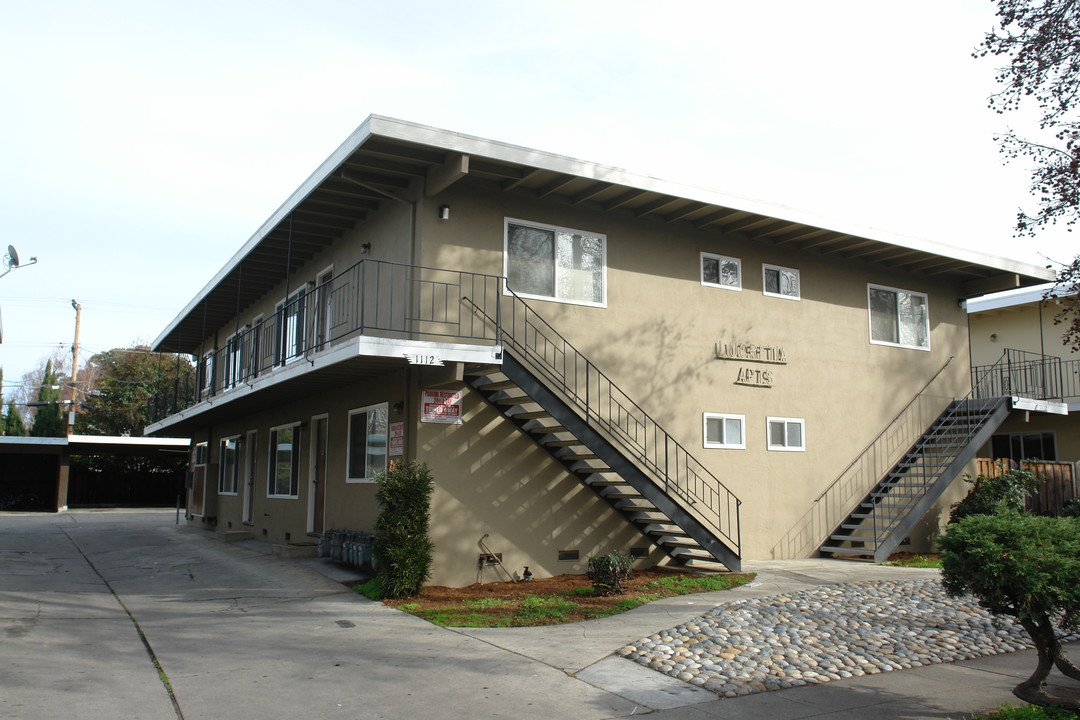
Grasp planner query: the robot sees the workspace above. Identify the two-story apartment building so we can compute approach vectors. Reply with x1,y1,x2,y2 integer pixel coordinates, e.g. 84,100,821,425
146,116,1054,586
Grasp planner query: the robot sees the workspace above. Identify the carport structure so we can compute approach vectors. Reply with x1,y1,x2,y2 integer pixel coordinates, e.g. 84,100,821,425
0,435,190,511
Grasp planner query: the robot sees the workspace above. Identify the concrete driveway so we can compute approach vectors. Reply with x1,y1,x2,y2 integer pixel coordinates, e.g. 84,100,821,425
1,511,641,720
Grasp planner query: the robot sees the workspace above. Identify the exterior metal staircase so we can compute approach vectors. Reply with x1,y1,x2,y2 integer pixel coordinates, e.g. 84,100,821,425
464,294,742,572
819,396,1012,562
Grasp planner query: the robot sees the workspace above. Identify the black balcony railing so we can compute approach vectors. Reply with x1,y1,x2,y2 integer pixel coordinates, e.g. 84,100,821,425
147,260,503,424
971,348,1065,403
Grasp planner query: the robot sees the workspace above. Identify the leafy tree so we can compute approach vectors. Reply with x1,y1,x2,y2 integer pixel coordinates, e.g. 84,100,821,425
30,360,65,437
4,401,25,436
75,346,195,436
1047,258,1080,351
373,460,434,599
940,511,1080,709
979,0,1080,236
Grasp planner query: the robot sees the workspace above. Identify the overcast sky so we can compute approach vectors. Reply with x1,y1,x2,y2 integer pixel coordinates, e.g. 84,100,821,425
1,0,1075,393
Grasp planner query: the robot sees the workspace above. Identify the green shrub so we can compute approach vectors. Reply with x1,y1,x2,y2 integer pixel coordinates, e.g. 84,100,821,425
587,550,633,596
373,460,435,599
949,464,1039,524
939,510,1080,708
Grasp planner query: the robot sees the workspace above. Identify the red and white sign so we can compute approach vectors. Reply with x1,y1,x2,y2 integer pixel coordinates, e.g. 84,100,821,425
388,422,405,456
421,389,463,424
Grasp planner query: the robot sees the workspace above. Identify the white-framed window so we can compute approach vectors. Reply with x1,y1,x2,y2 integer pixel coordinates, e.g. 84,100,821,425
767,417,805,451
763,264,800,300
198,351,215,398
701,253,741,290
868,284,929,350
268,423,302,497
219,436,240,495
224,326,249,389
703,413,745,449
347,403,389,482
504,218,606,306
276,284,311,364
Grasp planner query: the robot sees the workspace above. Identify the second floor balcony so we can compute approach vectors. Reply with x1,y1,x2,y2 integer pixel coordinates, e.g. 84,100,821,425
147,259,505,432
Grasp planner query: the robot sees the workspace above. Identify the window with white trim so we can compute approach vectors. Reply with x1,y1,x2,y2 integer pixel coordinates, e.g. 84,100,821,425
347,403,389,482
767,417,805,451
224,327,249,389
268,423,302,497
868,284,929,350
701,253,741,290
276,285,311,364
504,219,606,306
703,413,745,449
219,436,240,495
763,264,800,300
198,351,214,398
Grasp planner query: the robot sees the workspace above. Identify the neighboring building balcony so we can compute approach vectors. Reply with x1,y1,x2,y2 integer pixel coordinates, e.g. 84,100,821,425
971,348,1073,413
146,259,505,432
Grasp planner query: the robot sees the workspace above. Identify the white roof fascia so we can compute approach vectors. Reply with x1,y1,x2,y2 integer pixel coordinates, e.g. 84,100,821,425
0,437,68,448
154,115,1057,348
966,283,1065,314
68,435,191,448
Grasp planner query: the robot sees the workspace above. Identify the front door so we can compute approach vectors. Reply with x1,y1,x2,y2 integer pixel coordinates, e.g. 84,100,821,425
242,430,257,525
311,416,328,534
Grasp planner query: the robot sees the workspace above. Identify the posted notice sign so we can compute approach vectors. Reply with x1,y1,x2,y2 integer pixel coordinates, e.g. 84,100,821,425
421,389,463,424
388,422,405,456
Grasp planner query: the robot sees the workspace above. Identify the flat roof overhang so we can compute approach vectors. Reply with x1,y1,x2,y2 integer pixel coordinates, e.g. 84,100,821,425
146,336,501,436
153,115,1057,356
0,436,190,457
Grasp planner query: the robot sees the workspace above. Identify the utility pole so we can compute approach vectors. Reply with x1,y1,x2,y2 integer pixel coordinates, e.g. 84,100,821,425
68,299,82,436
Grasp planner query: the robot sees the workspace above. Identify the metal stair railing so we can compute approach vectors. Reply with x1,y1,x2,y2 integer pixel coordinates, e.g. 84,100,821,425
770,357,955,559
465,290,741,556
828,350,1039,556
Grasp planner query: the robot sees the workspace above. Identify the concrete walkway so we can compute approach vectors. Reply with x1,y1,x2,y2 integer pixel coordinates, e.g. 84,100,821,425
1,511,1077,719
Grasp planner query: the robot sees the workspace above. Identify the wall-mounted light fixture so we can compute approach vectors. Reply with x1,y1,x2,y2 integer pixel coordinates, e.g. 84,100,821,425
438,204,450,221
360,242,371,255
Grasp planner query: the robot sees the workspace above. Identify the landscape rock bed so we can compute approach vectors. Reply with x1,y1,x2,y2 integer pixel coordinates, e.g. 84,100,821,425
617,578,1074,698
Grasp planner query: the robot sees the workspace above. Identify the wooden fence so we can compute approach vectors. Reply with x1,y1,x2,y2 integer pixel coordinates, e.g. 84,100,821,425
975,458,1078,516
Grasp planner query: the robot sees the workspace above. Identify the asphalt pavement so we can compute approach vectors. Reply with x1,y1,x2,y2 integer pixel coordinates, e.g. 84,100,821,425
1,510,1077,720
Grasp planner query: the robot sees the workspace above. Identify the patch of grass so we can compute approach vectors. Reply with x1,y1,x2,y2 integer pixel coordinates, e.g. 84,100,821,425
882,553,943,568
564,586,596,597
516,595,579,621
965,704,1078,719
465,597,512,610
354,577,382,601
643,574,746,593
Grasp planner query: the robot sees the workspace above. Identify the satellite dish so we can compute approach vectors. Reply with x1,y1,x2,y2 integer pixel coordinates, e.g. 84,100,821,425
6,245,18,268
